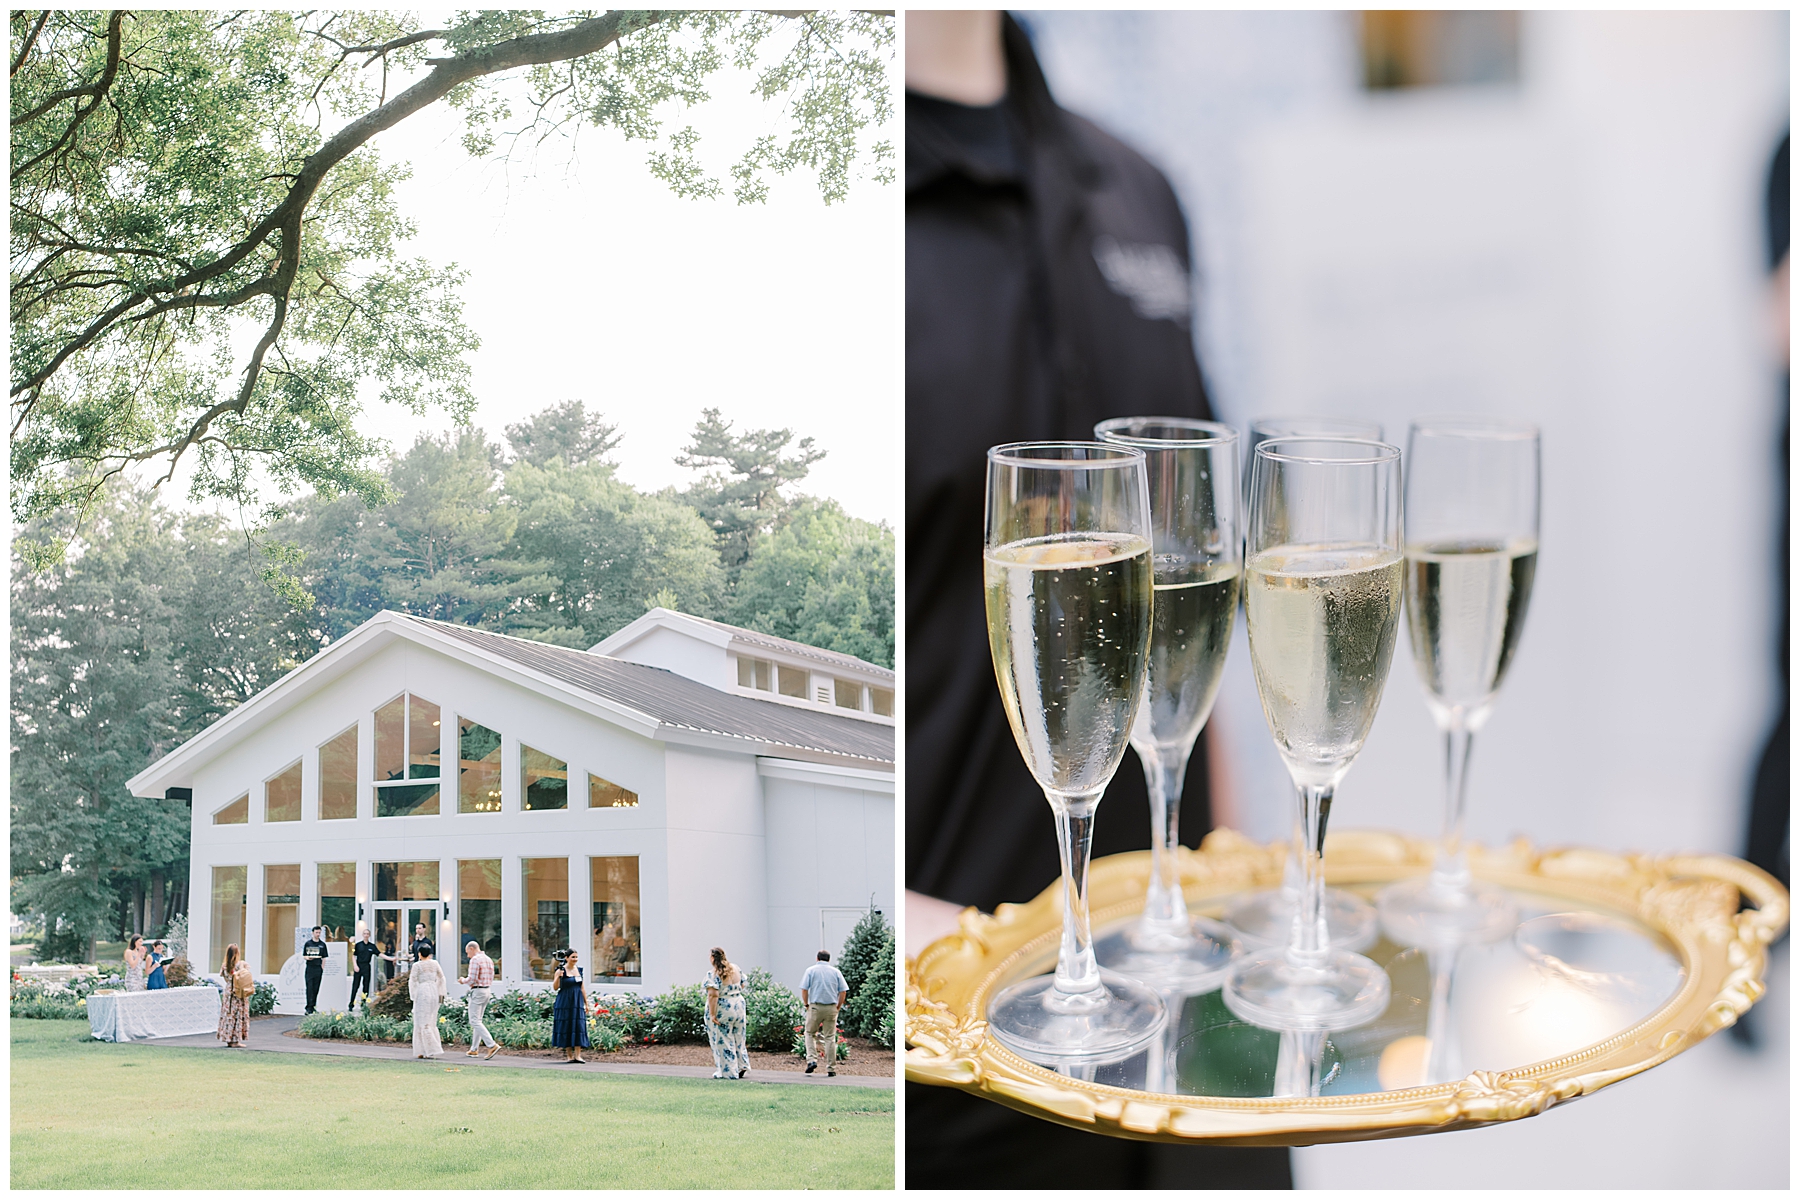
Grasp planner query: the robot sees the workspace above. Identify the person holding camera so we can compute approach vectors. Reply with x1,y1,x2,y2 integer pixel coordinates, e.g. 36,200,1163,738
408,941,446,1059
704,946,750,1080
550,948,590,1063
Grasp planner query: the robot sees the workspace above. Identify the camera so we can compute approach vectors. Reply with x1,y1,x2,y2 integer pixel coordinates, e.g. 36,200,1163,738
551,948,571,966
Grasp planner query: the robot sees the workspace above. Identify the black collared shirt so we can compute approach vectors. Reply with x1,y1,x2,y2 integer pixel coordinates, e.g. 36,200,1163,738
302,938,328,969
907,15,1220,913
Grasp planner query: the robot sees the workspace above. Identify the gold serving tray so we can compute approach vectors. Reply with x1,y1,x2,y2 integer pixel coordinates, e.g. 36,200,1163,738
905,828,1789,1147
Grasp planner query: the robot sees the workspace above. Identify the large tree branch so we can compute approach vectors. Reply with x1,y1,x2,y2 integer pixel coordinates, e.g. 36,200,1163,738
12,10,669,406
11,9,122,128
11,10,50,77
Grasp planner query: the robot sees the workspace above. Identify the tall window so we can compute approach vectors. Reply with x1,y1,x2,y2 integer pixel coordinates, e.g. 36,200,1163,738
318,726,358,820
591,857,642,981
588,773,639,809
458,719,503,813
214,794,249,825
264,761,301,823
458,859,503,976
520,745,568,811
211,865,247,974
263,864,300,973
521,857,568,980
374,693,441,817
374,861,438,902
318,862,356,944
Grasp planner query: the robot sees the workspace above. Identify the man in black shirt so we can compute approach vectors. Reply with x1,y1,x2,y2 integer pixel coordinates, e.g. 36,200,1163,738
349,928,380,1012
301,926,329,1015
906,11,1290,1189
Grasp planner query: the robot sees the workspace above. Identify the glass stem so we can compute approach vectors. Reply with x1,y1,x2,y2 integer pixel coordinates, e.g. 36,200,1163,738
1049,790,1105,1004
1286,783,1334,970
1423,946,1462,1084
1138,745,1192,936
1431,723,1476,894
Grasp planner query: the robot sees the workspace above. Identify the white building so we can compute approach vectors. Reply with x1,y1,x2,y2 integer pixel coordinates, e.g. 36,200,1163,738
127,608,894,1009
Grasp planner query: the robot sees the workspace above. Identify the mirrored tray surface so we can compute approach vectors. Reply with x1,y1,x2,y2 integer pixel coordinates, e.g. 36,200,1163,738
905,830,1787,1146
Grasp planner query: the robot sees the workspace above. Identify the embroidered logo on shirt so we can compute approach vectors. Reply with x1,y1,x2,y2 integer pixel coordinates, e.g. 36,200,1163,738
1093,236,1191,323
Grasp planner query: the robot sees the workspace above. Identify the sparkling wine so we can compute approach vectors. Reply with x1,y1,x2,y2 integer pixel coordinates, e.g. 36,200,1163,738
1246,542,1404,786
1134,562,1241,754
985,533,1154,796
1405,538,1538,718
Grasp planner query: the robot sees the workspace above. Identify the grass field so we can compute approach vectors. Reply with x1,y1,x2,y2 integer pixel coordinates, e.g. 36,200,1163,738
11,1021,893,1189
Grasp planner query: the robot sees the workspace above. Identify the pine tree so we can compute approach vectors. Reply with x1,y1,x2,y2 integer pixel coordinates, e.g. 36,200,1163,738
845,927,895,1040
837,906,889,1005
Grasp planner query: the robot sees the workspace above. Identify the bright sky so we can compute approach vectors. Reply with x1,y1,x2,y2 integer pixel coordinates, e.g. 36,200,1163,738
172,23,899,527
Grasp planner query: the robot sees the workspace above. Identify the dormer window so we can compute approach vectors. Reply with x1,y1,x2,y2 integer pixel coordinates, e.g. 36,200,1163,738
835,680,863,710
777,665,808,699
872,687,894,717
737,656,773,691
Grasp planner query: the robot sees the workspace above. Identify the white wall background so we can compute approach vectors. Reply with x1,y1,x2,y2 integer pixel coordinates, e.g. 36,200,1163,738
1022,10,1788,1189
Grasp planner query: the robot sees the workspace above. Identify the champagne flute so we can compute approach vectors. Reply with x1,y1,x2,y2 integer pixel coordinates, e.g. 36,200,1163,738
1377,418,1540,949
1226,416,1385,954
982,441,1167,1059
1223,437,1403,1032
1090,416,1241,991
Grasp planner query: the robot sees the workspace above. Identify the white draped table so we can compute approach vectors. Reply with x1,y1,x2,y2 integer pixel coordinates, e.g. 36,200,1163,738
86,985,224,1042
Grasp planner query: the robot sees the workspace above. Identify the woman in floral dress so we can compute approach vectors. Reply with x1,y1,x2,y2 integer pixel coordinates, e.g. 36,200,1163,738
123,935,148,992
216,943,250,1047
704,946,750,1080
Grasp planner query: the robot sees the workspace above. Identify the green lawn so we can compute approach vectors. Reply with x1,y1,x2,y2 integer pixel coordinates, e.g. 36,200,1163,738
11,1021,893,1189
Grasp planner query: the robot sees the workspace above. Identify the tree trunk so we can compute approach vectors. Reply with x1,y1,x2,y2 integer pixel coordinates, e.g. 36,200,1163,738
151,871,165,931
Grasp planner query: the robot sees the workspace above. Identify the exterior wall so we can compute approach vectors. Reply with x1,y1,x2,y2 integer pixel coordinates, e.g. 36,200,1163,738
609,624,732,692
661,747,769,982
186,641,671,995
760,760,896,992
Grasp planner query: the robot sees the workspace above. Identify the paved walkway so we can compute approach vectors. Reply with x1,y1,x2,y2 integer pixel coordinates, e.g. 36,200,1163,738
141,1016,894,1090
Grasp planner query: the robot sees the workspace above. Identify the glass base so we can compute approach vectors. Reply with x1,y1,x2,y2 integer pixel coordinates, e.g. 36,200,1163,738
1223,887,1379,953
1222,947,1392,1033
1094,915,1238,992
986,969,1168,1062
1377,877,1518,950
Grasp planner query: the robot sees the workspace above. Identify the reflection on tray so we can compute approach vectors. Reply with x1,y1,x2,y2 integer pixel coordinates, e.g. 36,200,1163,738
1035,897,1685,1099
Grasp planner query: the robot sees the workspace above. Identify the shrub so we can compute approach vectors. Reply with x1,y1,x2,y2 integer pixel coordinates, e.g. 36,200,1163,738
66,973,122,1001
651,983,708,1044
249,980,278,1016
12,995,83,1020
838,906,887,1000
162,957,194,988
370,975,413,1019
591,993,653,1042
844,928,895,1040
744,969,804,1051
591,1023,624,1053
437,998,471,1046
484,987,554,1023
297,1010,412,1043
870,1005,894,1050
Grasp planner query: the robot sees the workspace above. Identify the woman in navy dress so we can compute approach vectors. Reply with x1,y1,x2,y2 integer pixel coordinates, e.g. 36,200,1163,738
551,949,590,1063
146,940,169,990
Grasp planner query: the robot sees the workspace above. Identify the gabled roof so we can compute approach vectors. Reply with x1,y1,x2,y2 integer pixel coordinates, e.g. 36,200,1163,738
592,608,895,681
127,611,893,798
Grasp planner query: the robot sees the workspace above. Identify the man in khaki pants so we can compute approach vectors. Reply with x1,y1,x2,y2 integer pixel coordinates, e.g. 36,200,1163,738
799,950,849,1077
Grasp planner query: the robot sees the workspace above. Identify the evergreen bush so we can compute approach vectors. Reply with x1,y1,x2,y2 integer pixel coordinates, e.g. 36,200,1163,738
249,980,278,1016
844,927,895,1039
370,975,413,1018
837,906,887,1000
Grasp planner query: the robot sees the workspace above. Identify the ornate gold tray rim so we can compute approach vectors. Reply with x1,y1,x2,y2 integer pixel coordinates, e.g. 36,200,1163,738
905,828,1789,1146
